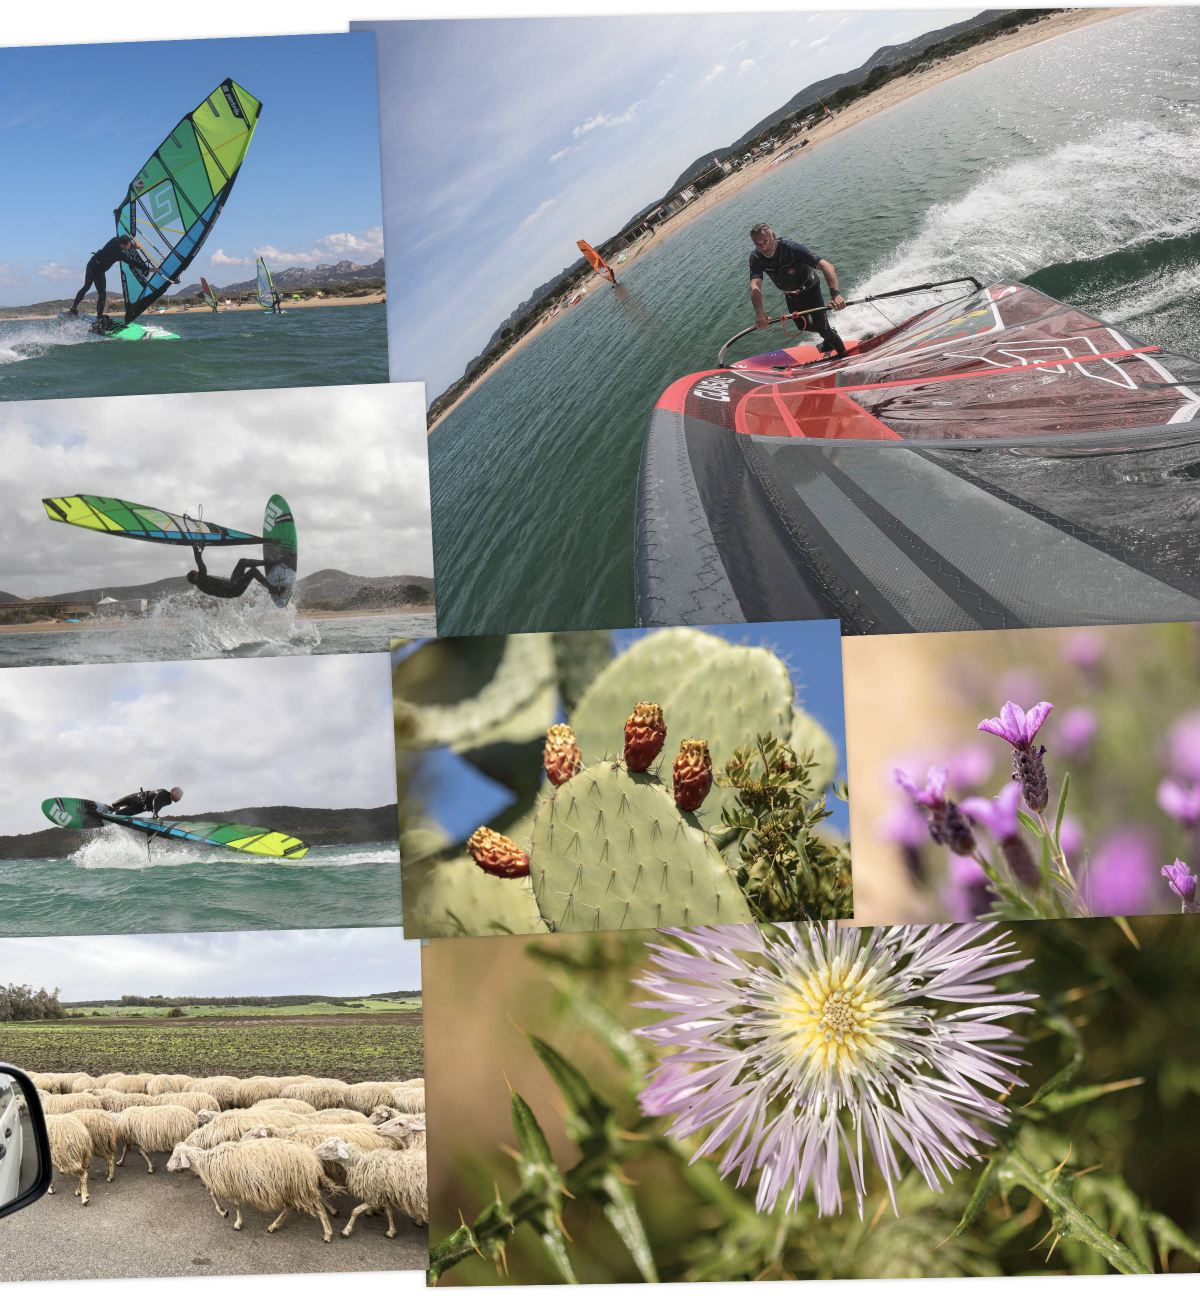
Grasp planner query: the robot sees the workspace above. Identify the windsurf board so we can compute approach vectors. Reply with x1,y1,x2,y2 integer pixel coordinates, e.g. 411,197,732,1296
263,493,298,609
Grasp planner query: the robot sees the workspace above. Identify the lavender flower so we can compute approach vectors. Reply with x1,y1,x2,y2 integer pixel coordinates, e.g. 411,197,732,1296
877,801,930,884
633,923,1033,1218
894,766,975,856
1062,630,1105,671
1157,778,1200,827
1056,706,1097,758
961,784,1039,887
946,743,994,791
1058,814,1085,863
942,854,996,922
978,701,1053,813
1082,827,1155,916
1166,711,1200,784
1161,858,1200,913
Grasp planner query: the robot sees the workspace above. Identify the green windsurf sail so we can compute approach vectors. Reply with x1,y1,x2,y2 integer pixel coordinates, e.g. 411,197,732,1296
42,797,309,860
116,78,263,326
256,257,277,311
43,495,263,546
263,494,298,608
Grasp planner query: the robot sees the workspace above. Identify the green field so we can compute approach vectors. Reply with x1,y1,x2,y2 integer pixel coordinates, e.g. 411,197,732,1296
0,1015,423,1082
63,999,422,1019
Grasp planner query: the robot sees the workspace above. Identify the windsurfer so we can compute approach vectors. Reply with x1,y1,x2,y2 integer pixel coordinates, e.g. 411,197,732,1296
187,545,276,599
68,235,179,331
748,223,846,356
111,787,183,817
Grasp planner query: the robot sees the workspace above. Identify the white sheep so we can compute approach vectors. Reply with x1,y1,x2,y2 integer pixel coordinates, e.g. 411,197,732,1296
235,1077,282,1108
158,1091,221,1115
71,1108,119,1183
280,1079,346,1111
343,1082,404,1115
46,1114,94,1205
239,1122,397,1152
311,1138,427,1237
167,1139,338,1241
89,1089,157,1112
40,1093,104,1115
388,1087,425,1116
250,1098,317,1115
376,1114,426,1151
116,1104,201,1173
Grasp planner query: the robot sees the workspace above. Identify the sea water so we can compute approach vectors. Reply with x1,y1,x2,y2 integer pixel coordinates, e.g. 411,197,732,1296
0,605,436,667
0,826,402,937
0,303,388,402
427,8,1200,635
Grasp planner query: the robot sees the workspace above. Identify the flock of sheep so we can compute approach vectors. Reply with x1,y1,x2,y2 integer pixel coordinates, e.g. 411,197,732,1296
29,1070,426,1243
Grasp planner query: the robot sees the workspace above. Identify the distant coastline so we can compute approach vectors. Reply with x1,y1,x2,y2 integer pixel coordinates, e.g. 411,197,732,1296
426,5,1133,434
0,292,385,323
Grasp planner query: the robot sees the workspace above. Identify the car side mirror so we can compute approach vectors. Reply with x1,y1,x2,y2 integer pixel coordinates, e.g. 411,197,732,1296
0,1063,52,1219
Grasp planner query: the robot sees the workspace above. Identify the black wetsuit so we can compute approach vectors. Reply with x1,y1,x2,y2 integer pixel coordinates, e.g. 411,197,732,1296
190,546,271,599
70,237,150,320
749,238,845,355
112,788,175,817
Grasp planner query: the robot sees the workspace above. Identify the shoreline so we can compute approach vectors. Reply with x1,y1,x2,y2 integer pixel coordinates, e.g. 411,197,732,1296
0,294,386,324
427,5,1134,434
0,605,435,634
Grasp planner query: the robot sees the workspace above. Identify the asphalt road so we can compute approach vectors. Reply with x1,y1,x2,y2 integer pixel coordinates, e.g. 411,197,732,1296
0,1142,428,1281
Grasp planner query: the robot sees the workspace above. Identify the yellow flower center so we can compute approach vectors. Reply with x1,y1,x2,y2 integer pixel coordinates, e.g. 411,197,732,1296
766,962,888,1079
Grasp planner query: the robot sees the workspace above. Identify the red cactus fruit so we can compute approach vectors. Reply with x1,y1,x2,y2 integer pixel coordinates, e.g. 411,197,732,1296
624,702,666,772
673,739,713,812
467,827,530,879
544,724,583,787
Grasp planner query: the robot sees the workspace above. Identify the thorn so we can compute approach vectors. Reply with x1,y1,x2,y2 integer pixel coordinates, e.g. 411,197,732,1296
1033,1222,1057,1250
499,1143,522,1162
1045,1233,1061,1263
1113,915,1141,949
1072,1164,1103,1178
1050,1142,1073,1180
616,1128,649,1142
867,1196,888,1231
1000,1190,1012,1220
555,1211,573,1242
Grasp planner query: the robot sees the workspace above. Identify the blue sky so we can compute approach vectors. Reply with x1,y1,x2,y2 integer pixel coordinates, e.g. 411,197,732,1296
360,10,977,398
0,33,384,307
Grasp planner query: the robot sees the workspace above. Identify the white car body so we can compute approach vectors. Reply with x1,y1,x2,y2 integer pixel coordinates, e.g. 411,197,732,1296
0,1074,23,1208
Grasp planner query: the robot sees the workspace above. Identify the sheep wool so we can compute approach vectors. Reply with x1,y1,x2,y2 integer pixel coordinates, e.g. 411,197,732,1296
167,1139,338,1241
116,1105,203,1174
312,1139,428,1237
46,1114,94,1205
70,1108,119,1183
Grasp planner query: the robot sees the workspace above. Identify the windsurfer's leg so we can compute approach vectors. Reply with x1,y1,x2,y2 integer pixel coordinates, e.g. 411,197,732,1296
94,269,108,320
71,268,96,313
229,559,270,595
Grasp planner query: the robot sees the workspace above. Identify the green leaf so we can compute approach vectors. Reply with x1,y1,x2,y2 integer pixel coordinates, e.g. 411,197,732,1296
428,1222,481,1283
595,1167,660,1282
1024,1013,1085,1106
510,1087,559,1172
942,1154,1001,1243
527,1034,613,1145
1054,771,1071,845
528,1205,579,1284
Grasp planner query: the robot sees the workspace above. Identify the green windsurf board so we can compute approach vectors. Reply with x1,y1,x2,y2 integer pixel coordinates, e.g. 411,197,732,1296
263,494,298,609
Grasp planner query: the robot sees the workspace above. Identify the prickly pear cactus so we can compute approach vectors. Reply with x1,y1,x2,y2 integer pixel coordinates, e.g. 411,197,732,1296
551,631,614,711
790,710,838,792
528,762,752,931
393,634,558,752
571,628,729,764
402,852,548,938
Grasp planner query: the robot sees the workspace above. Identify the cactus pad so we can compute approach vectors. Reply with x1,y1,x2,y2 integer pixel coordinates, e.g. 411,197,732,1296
790,709,838,793
529,762,752,930
402,852,548,938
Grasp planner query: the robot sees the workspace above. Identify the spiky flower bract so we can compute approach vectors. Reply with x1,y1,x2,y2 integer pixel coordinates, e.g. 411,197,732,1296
633,923,1033,1219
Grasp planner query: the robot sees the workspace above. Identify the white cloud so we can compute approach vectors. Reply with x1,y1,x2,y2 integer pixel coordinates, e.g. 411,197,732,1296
705,63,725,84
36,262,77,281
657,72,675,87
511,199,557,240
571,100,644,138
0,928,422,1001
0,654,399,837
789,39,800,48
209,229,385,272
728,39,748,52
548,147,574,164
811,36,830,48
0,264,21,288
738,59,755,75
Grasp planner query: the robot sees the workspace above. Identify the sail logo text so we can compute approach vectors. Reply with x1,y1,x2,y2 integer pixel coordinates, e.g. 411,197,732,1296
692,376,738,403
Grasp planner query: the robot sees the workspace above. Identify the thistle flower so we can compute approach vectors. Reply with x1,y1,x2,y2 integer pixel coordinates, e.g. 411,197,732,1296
978,701,1053,813
894,766,975,856
1162,858,1200,913
1157,778,1200,827
961,784,1039,886
633,923,1032,1218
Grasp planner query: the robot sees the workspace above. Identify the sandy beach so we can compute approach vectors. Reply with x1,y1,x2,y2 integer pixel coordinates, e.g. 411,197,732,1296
428,6,1133,433
4,293,386,323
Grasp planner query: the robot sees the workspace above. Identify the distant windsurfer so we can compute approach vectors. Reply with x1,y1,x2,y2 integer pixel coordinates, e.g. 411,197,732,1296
111,787,183,817
67,234,177,331
748,223,846,357
187,545,275,599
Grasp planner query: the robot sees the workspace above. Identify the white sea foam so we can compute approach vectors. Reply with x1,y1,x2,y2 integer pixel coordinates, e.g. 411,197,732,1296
0,319,91,365
843,119,1200,336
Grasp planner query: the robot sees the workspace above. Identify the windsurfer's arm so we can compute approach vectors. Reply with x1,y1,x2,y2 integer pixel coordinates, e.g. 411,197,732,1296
750,276,770,329
817,259,846,310
191,544,208,576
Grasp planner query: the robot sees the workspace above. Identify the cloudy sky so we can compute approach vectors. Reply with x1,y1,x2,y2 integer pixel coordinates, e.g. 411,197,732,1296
0,927,421,1000
0,654,396,837
360,9,977,399
0,382,432,598
0,34,384,308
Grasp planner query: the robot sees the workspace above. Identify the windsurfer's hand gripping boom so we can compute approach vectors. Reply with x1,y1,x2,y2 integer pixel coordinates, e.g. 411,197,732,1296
747,222,846,356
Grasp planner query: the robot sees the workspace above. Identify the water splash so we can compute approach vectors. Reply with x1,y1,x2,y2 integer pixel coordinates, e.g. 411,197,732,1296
0,318,92,367
844,119,1200,336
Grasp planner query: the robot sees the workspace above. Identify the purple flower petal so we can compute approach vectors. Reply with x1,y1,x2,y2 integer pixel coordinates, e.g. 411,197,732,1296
1082,826,1156,916
960,783,1023,840
1167,711,1200,784
1062,630,1105,669
1161,858,1197,902
1157,778,1200,827
1056,707,1097,756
